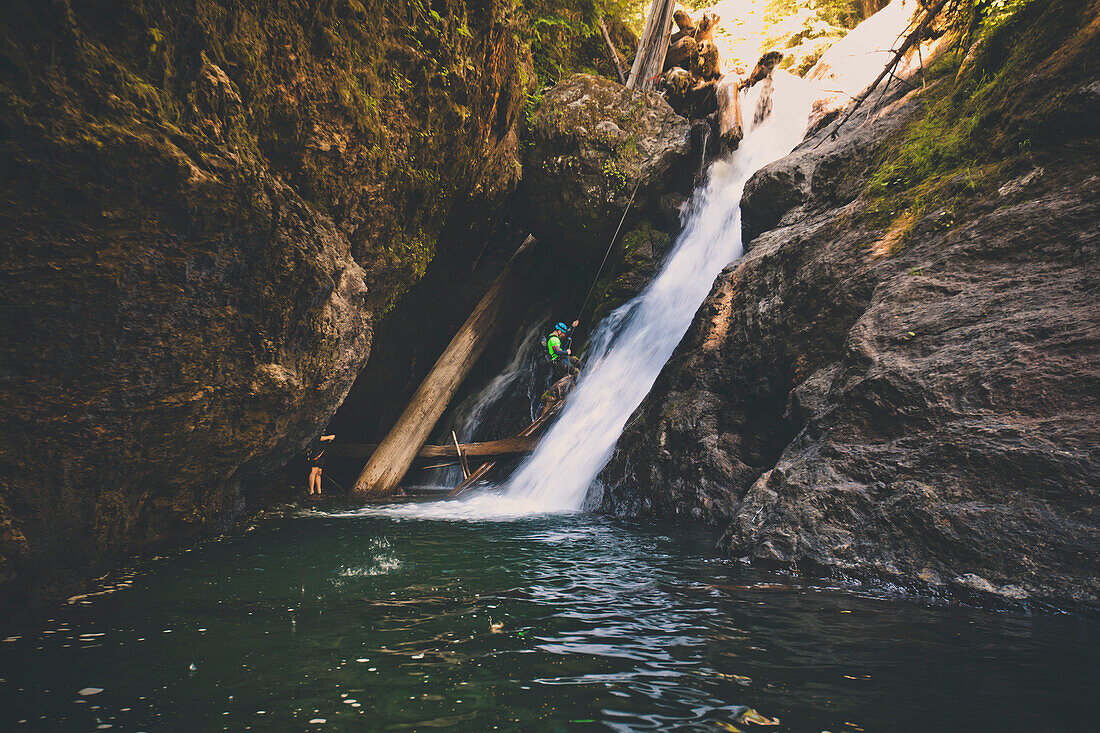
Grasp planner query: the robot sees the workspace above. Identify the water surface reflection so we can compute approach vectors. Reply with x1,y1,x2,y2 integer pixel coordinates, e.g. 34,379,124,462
1,512,1096,731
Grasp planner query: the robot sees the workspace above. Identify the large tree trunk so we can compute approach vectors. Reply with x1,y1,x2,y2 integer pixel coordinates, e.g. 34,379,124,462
627,0,676,91
350,237,536,498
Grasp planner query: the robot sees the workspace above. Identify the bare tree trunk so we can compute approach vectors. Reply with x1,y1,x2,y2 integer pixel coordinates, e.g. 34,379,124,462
627,0,676,91
350,236,536,498
599,18,627,84
716,73,743,151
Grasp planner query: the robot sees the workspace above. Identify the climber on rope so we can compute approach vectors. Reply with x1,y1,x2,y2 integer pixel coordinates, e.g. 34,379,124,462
547,320,581,381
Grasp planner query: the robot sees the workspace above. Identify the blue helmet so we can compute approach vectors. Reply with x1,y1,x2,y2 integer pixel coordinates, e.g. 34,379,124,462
555,322,568,332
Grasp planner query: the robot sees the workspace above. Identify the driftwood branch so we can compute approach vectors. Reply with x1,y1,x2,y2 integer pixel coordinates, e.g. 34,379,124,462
330,437,539,462
452,431,470,479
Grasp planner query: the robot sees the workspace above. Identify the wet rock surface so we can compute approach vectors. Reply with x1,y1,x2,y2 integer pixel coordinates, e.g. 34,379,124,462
599,4,1100,609
521,74,691,261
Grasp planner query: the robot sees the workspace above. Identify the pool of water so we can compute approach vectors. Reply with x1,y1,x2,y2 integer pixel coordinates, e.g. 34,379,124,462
2,508,1097,731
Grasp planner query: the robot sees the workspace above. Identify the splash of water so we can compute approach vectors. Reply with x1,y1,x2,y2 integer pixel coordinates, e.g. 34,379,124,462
356,73,816,521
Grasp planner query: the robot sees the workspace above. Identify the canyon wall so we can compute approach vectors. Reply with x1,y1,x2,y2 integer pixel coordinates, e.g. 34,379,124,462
0,0,530,608
598,0,1100,609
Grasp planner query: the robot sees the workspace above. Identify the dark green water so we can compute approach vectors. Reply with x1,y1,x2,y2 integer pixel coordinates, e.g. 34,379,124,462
2,508,1097,732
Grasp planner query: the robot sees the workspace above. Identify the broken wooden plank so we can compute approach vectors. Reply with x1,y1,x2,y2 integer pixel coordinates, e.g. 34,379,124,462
446,402,564,498
350,236,536,498
452,430,470,479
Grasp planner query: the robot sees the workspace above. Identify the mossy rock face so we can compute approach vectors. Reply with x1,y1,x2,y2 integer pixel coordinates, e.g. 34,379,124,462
520,74,691,262
587,220,674,326
0,0,530,609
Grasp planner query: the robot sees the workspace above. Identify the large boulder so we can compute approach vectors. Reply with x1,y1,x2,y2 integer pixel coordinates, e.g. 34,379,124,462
521,74,691,261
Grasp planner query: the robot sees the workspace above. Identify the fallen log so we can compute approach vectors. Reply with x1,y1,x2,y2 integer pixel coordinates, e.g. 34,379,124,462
741,50,783,90
673,8,694,33
693,11,720,46
350,236,536,498
662,67,694,116
664,35,696,72
691,40,721,80
627,0,676,91
716,73,743,150
330,436,539,462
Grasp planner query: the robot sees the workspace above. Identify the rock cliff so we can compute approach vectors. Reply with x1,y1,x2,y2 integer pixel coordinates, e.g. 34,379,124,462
0,0,528,609
520,73,691,262
598,0,1099,609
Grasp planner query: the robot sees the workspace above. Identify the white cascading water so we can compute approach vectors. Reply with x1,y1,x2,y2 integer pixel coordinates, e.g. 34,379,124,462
502,72,814,511
347,72,815,521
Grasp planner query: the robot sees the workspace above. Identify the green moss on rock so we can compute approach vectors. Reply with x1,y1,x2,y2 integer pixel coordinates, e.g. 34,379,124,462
863,0,1099,242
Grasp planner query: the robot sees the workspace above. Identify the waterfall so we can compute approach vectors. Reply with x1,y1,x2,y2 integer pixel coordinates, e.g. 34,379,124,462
359,73,815,520
501,72,815,511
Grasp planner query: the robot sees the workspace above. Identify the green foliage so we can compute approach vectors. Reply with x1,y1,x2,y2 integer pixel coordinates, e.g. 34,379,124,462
970,0,1031,34
765,0,874,30
507,1,638,89
601,159,628,190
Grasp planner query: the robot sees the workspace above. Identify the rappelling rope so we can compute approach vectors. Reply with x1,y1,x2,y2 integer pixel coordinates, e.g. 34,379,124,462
323,473,347,494
574,178,644,327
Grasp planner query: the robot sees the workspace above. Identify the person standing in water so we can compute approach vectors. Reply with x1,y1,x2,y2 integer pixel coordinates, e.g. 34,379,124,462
547,320,581,381
306,432,335,498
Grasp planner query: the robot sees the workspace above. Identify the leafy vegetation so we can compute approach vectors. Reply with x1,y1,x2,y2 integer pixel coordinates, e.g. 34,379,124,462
762,0,886,73
507,0,640,89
